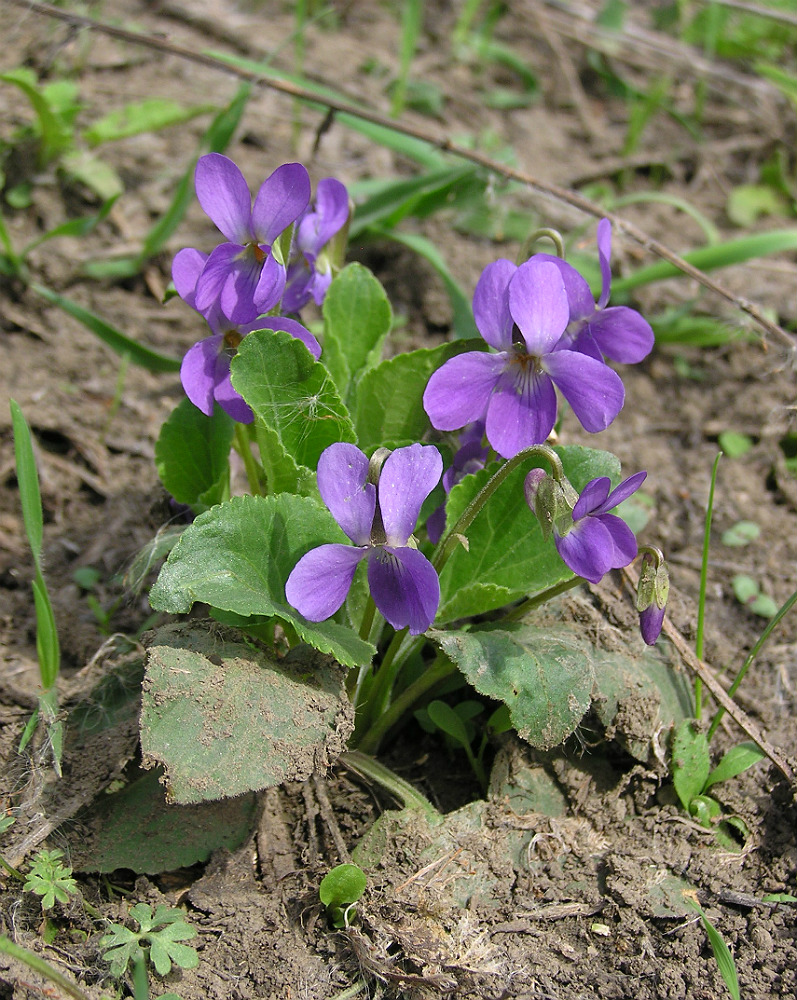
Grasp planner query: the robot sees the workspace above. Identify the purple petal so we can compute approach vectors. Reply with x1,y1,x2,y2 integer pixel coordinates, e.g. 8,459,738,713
557,326,604,361
597,470,647,514
596,218,612,309
598,513,638,568
542,349,625,434
180,335,224,416
640,604,666,645
379,444,442,547
253,252,286,314
285,543,366,621
485,367,557,458
172,248,207,308
426,504,446,545
317,443,375,546
195,154,252,245
251,162,311,245
472,259,516,350
423,351,505,431
264,316,322,360
194,243,259,324
572,477,612,520
368,546,440,634
297,177,349,258
213,362,254,424
586,307,654,364
508,259,570,355
555,517,616,583
531,253,595,323
282,261,313,313
308,268,333,306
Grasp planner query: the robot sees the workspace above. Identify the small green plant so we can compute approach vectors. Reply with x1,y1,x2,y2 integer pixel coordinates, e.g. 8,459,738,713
24,849,79,910
414,698,511,792
685,894,741,1000
100,903,198,982
319,863,368,928
731,574,778,618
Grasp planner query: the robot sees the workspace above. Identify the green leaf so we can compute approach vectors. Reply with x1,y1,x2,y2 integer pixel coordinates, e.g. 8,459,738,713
29,283,181,372
727,183,791,227
705,741,767,790
319,863,367,909
718,431,753,458
231,328,356,472
671,720,711,810
426,699,472,749
732,575,778,618
140,623,354,803
10,400,44,562
321,263,392,400
689,794,721,827
0,69,73,166
431,621,594,750
84,99,214,146
686,900,741,1000
352,339,483,450
437,446,621,622
155,399,234,508
73,768,257,872
60,150,123,200
721,520,760,547
149,494,374,667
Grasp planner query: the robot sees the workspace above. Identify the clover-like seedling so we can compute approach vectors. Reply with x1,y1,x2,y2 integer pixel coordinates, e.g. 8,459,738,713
319,863,367,928
23,849,78,910
100,903,198,980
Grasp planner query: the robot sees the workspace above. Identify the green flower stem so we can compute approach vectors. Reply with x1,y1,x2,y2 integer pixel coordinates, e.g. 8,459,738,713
501,574,583,622
432,444,564,575
353,626,409,741
0,935,93,1000
358,595,377,643
696,453,722,719
341,750,438,817
707,587,797,742
517,226,565,263
233,423,263,496
356,650,457,755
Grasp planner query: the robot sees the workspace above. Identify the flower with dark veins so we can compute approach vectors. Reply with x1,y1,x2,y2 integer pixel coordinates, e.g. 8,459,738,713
423,258,625,458
285,442,442,634
190,153,311,324
173,247,321,423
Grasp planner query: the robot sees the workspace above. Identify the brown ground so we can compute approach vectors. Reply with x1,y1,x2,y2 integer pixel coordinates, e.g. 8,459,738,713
1,2,796,998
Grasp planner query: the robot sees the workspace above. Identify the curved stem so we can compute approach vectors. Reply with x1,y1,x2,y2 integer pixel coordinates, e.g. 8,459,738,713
501,574,583,622
340,750,438,817
353,627,409,741
357,651,457,754
432,444,564,575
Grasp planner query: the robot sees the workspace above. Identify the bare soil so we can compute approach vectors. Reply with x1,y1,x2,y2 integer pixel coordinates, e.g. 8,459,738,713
1,2,796,998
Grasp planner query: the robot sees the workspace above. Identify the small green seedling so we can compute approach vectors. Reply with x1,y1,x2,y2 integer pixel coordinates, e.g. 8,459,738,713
718,431,754,459
685,894,740,1000
721,520,760,547
671,721,766,847
319,863,367,928
101,904,198,983
24,849,79,910
732,574,778,618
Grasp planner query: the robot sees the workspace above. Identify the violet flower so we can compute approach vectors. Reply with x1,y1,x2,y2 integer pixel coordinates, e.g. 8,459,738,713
173,247,321,424
285,442,442,634
282,177,350,312
190,153,311,324
423,258,625,459
536,219,654,364
526,470,646,584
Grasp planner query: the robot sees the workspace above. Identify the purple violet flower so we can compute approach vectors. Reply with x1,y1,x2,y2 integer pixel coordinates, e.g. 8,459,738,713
283,178,350,312
639,603,666,645
423,258,625,459
173,247,321,424
544,471,647,584
285,442,442,634
536,219,654,364
189,154,311,324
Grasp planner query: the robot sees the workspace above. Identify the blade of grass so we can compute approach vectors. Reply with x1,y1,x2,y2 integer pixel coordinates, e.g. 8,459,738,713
29,282,182,372
391,0,424,117
0,936,93,1000
695,453,722,720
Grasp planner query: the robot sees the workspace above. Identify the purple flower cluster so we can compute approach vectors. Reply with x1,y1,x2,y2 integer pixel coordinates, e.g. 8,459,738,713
286,443,442,635
174,153,349,422
423,222,653,459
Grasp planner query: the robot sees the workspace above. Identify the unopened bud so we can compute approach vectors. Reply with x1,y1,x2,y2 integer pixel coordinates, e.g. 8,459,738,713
524,469,578,540
636,553,669,645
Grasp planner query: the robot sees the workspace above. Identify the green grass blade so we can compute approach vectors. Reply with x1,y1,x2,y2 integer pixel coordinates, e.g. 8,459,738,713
0,936,92,1000
612,191,720,245
613,228,797,293
0,69,72,166
22,195,119,257
391,0,424,117
9,400,44,562
33,575,60,690
687,901,741,1000
29,283,181,372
